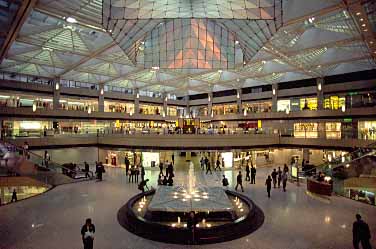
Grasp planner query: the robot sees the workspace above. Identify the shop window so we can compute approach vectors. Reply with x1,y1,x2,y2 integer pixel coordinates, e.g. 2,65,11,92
294,123,318,138
325,122,341,139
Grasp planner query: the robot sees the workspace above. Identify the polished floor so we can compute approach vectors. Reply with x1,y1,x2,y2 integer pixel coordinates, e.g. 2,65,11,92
0,156,375,249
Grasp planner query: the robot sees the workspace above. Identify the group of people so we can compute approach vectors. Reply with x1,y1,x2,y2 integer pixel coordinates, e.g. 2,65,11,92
95,161,105,181
200,156,224,174
157,160,175,186
265,164,289,197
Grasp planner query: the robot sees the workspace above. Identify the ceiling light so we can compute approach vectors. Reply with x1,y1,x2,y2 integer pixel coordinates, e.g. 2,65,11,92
66,17,77,23
55,83,60,91
370,41,374,44
364,29,368,32
235,40,239,45
361,23,366,27
356,12,361,16
317,83,322,91
359,18,364,22
243,61,246,65
236,78,240,82
272,88,276,95
108,29,112,33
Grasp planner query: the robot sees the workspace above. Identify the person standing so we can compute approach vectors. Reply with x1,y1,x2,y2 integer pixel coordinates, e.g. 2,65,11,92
271,169,278,188
171,153,175,165
204,157,209,170
245,164,250,182
283,163,289,174
135,166,140,183
277,167,282,188
187,211,197,244
81,218,95,249
96,162,104,181
222,157,225,168
44,150,50,168
235,171,244,192
353,214,372,249
251,165,256,184
159,161,164,175
140,165,145,182
282,171,288,192
124,156,130,174
222,175,229,187
265,175,272,198
128,165,134,183
11,189,17,202
206,161,212,174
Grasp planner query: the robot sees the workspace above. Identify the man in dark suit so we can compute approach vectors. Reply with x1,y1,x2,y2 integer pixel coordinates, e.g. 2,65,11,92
353,214,372,249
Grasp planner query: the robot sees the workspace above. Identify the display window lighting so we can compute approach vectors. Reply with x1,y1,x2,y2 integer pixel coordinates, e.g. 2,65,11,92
66,17,77,23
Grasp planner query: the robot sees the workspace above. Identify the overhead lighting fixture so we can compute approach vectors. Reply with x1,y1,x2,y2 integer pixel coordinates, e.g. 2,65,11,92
136,93,139,99
361,23,366,27
272,88,276,95
359,18,364,22
356,12,361,16
370,41,374,44
66,17,77,23
364,29,368,32
55,83,60,91
235,40,239,45
243,61,246,65
100,88,104,95
236,78,240,82
308,17,315,23
237,92,240,99
317,83,322,91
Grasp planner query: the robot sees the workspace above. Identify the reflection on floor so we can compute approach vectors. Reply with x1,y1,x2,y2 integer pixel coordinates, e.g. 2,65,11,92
0,154,375,249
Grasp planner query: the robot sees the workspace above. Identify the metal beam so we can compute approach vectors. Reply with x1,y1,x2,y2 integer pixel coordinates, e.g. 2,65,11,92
0,0,37,64
57,41,116,77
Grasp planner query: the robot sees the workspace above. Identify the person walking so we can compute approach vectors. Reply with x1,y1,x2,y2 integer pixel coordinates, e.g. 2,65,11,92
283,163,289,174
245,164,250,182
206,161,212,174
44,150,50,168
235,171,244,192
81,218,95,249
200,157,205,170
251,165,256,184
84,161,90,178
11,189,17,202
277,167,282,188
215,159,221,171
353,214,372,249
204,157,209,170
271,169,278,188
265,175,272,198
282,171,288,192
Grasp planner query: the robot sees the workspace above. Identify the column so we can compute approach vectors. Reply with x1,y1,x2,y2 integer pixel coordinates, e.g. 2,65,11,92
236,88,242,114
134,88,140,115
163,93,168,117
185,96,190,117
98,84,104,112
53,79,60,110
272,83,278,112
317,78,324,110
208,92,213,117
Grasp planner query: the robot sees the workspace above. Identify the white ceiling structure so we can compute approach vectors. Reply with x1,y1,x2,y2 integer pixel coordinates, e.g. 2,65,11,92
0,0,375,97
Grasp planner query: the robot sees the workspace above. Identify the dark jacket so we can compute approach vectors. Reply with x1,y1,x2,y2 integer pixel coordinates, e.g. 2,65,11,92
81,224,95,240
353,220,371,241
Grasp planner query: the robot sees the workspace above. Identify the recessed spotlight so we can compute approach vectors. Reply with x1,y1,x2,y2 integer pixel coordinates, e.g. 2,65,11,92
364,29,368,32
374,51,376,54
356,12,361,16
243,61,246,65
235,40,239,44
66,17,77,23
361,23,366,27
370,41,374,44
359,18,364,22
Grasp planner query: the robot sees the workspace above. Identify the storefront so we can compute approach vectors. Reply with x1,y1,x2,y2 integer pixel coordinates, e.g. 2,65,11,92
1,120,52,137
190,106,208,116
100,149,134,168
167,106,185,116
212,103,238,115
300,97,317,110
293,123,318,138
242,101,272,113
142,152,160,167
139,103,163,115
104,100,134,114
277,99,290,112
324,95,346,110
325,122,341,139
59,96,98,112
0,92,53,110
358,121,376,140
220,152,233,168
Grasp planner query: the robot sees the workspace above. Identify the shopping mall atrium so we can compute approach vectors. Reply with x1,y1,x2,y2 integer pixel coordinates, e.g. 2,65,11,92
0,0,376,248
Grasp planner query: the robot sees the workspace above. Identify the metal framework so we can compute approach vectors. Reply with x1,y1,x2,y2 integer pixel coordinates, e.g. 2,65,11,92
0,0,375,96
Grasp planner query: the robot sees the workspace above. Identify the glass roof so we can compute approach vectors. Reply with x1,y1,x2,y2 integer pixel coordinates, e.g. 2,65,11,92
0,1,374,97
